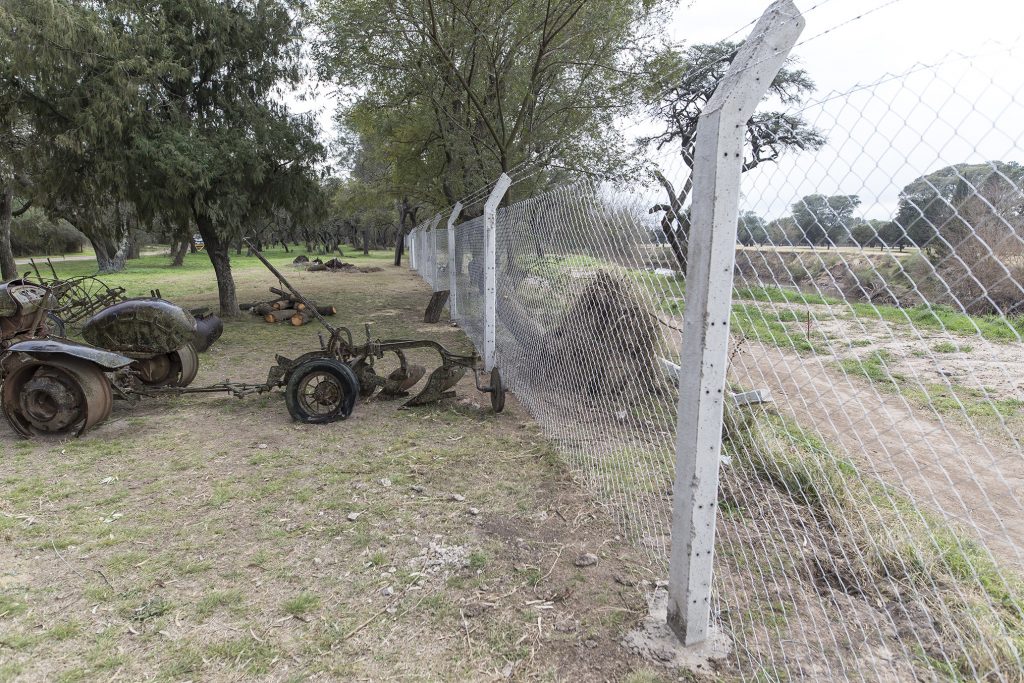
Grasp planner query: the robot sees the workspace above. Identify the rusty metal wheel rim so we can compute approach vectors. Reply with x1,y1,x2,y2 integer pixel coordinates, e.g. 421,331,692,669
170,344,199,387
1,357,113,437
298,372,344,417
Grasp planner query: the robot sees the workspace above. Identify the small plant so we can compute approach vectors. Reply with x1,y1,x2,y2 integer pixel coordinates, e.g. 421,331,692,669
933,340,970,353
468,551,488,571
282,591,320,617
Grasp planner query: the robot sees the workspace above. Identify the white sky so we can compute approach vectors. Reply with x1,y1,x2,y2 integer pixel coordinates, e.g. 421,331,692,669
293,0,1024,220
668,0,1024,219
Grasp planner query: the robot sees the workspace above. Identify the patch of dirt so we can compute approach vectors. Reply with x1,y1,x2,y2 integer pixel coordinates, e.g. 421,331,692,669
730,341,1024,569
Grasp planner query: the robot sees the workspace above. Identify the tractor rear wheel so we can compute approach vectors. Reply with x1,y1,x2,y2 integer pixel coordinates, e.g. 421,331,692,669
1,355,113,437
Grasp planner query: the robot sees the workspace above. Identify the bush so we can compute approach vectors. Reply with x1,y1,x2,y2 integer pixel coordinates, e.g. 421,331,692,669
10,209,87,256
934,178,1024,315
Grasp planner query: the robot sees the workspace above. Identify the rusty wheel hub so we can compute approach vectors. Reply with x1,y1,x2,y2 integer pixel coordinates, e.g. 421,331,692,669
133,354,173,384
310,378,341,407
19,371,82,432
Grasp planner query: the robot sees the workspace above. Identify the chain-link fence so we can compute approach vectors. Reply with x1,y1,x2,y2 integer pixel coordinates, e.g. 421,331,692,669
408,3,1024,679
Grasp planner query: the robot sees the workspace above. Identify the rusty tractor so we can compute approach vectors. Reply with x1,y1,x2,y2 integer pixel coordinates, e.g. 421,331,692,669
0,279,211,437
0,243,503,438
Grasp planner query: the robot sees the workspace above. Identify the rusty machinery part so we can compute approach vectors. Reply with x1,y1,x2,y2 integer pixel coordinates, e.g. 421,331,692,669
376,349,427,396
284,358,359,424
402,363,466,407
45,312,66,338
351,350,427,400
129,344,199,387
190,312,223,353
3,338,134,370
481,366,505,414
1,353,114,437
0,280,57,346
82,299,197,358
47,276,127,329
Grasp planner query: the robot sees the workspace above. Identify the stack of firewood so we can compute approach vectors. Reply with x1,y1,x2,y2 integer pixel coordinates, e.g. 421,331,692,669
240,287,337,327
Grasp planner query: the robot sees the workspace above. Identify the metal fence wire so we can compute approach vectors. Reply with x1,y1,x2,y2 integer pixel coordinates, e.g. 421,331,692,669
408,10,1024,683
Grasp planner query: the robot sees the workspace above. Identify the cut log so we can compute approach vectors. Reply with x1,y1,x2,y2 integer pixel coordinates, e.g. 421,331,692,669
290,310,314,326
294,302,336,315
423,290,450,323
307,263,327,272
270,298,291,310
253,303,275,317
265,308,298,323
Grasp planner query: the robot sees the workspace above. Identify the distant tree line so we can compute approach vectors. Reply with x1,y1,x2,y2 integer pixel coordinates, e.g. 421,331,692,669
733,161,1024,253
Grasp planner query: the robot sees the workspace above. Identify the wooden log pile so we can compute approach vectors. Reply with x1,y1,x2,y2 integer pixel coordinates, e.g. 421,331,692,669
239,286,338,327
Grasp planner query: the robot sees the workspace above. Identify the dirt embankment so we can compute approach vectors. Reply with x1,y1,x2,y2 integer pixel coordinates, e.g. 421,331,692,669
735,247,932,307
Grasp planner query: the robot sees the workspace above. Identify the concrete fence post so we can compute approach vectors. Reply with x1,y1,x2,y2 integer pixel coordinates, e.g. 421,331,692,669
667,0,805,646
426,213,442,290
447,202,464,318
483,174,512,371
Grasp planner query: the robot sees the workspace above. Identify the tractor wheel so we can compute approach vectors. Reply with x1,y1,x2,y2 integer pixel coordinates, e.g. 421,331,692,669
489,366,506,414
285,359,359,424
168,344,199,387
132,344,199,387
1,355,113,437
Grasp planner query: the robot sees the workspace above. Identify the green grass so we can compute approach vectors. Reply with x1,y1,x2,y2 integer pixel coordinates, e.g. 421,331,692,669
849,302,1024,343
734,285,840,306
838,350,903,384
281,591,320,617
933,340,973,354
726,407,1024,681
34,247,395,303
731,303,822,354
838,351,1023,434
731,284,1024,344
195,589,246,620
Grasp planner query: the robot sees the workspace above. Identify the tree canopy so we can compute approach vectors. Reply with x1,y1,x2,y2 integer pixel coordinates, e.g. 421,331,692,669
1,0,325,313
645,40,826,269
315,0,673,214
791,194,861,247
894,161,1024,252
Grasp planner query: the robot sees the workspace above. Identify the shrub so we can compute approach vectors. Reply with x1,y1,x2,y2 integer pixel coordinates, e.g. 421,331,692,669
10,209,87,256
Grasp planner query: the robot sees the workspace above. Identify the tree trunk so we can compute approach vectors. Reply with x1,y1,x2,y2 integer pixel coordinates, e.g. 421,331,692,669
170,238,189,267
195,214,239,317
363,227,370,255
93,235,128,274
0,186,18,281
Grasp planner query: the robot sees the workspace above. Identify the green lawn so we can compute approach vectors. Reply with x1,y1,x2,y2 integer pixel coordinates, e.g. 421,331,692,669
33,245,396,302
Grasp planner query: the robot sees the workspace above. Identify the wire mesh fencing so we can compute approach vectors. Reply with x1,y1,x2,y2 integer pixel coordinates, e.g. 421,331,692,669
450,214,487,352
407,10,1024,683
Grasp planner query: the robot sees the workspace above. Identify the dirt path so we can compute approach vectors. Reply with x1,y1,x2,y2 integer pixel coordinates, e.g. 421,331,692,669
731,344,1024,570
13,250,165,267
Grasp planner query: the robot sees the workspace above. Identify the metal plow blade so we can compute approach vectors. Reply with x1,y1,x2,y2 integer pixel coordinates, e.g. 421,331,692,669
402,364,465,407
382,363,426,396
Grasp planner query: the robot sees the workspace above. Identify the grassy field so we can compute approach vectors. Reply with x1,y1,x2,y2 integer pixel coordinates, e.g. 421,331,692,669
0,250,686,682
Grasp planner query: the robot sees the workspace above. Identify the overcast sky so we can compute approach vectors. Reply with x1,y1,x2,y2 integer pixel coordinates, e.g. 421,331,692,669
296,0,1024,221
667,0,1024,219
